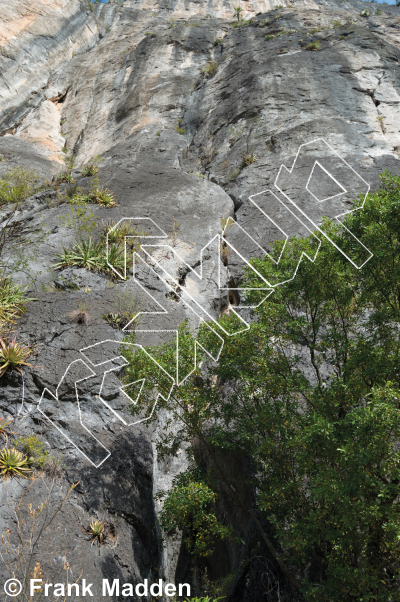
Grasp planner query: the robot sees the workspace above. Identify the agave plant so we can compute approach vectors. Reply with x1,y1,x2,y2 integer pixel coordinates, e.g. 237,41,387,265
0,336,34,377
0,447,32,478
53,238,103,272
102,244,125,274
85,518,106,545
90,186,116,207
81,163,99,177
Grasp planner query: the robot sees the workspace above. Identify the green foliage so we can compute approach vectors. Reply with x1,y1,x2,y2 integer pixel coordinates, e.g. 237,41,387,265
0,167,40,207
0,448,32,478
241,153,257,167
307,27,324,35
122,172,400,599
102,291,140,329
56,171,75,184
305,39,321,50
81,161,99,177
68,191,92,205
67,302,91,325
231,18,254,28
59,198,98,239
0,336,34,377
213,37,223,46
53,237,124,276
175,126,186,135
71,177,116,207
0,278,32,327
265,33,274,40
89,184,116,207
233,6,243,21
85,519,106,545
158,479,234,557
201,61,218,78
227,167,240,181
13,435,50,468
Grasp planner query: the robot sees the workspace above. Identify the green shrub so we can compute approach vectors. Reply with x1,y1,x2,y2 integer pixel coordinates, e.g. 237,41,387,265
81,163,99,177
305,40,321,50
201,61,218,77
0,167,40,206
53,238,124,276
241,153,257,168
90,185,116,207
56,171,75,184
13,435,50,468
265,34,275,40
0,278,31,327
158,480,234,557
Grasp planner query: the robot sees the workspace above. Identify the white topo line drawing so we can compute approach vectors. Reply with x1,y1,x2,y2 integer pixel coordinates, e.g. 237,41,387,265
37,138,373,466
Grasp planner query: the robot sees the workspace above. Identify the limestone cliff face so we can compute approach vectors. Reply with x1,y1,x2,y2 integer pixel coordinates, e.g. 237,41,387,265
0,0,400,599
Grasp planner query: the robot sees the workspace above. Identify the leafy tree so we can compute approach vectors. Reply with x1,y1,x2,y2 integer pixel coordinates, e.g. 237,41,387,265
122,172,400,600
157,472,235,557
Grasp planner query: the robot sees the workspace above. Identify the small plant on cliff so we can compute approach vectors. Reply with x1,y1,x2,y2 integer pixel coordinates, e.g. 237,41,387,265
90,185,116,207
201,61,218,78
53,238,125,277
0,277,31,327
13,435,51,469
233,6,243,21
67,302,91,325
53,238,103,272
0,448,32,478
85,519,106,545
103,291,141,330
0,167,40,207
241,153,257,168
56,171,75,184
305,39,321,50
0,336,34,377
81,163,99,177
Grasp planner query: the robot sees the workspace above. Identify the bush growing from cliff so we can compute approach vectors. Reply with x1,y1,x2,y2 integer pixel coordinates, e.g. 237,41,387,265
0,167,40,207
158,479,234,557
53,237,124,276
123,172,400,600
0,277,32,329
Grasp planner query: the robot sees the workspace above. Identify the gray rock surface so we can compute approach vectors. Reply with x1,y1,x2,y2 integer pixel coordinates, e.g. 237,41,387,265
1,0,400,598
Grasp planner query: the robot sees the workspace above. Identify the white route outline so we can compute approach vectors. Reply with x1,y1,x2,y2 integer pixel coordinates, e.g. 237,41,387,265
37,138,374,466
